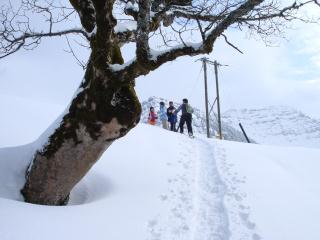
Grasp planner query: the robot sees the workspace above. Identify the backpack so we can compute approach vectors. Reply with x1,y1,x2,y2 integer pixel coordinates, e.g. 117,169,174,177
186,104,194,114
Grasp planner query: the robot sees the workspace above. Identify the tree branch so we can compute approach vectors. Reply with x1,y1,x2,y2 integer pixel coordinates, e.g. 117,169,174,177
221,33,244,54
136,0,151,64
203,0,264,52
64,36,87,69
0,0,88,59
0,28,89,59
238,0,315,22
69,0,96,33
114,0,265,79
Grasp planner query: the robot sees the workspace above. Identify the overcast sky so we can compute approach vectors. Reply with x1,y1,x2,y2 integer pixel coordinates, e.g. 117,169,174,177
1,4,320,118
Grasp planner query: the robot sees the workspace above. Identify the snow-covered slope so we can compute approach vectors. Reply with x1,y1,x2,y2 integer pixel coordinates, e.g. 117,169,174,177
2,96,320,240
215,140,320,240
0,94,63,147
223,106,320,148
141,96,252,143
2,123,320,240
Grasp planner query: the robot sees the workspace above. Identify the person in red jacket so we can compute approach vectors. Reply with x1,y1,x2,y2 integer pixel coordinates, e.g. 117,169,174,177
148,107,158,125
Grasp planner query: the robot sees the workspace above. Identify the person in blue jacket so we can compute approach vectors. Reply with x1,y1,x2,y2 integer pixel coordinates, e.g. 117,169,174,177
167,101,177,131
158,101,168,129
175,98,194,136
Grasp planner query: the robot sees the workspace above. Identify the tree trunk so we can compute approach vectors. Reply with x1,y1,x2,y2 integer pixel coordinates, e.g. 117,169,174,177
21,59,141,205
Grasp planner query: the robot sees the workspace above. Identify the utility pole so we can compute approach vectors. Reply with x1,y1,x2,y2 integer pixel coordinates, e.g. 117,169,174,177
201,57,210,138
214,60,222,140
196,57,226,139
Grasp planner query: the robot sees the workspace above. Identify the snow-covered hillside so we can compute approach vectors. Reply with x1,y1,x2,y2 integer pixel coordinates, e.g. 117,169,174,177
141,96,252,143
223,106,320,148
2,123,320,239
0,94,63,147
1,96,320,240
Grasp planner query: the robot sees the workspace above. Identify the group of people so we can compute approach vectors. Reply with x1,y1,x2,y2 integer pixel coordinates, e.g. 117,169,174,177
148,98,194,137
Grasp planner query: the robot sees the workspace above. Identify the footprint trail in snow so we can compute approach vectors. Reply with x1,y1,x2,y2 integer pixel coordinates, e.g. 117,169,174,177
146,135,232,240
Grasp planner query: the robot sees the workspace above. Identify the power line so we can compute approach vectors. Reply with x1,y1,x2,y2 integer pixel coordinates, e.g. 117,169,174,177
188,64,203,99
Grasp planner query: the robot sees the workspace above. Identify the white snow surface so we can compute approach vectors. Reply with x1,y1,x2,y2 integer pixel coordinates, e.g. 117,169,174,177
0,94,64,147
114,21,137,33
149,42,202,61
223,106,320,148
1,96,320,240
109,58,136,72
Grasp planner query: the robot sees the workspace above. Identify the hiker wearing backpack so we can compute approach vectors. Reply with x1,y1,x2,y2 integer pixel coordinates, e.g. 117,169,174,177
175,98,194,137
158,101,168,129
167,101,177,131
148,106,158,125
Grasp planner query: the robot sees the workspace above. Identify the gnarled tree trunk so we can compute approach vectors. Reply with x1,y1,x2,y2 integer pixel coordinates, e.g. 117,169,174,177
20,0,145,206
21,56,141,205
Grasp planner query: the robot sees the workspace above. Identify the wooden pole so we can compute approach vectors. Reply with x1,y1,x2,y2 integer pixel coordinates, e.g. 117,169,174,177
239,123,250,143
214,60,222,140
202,58,210,138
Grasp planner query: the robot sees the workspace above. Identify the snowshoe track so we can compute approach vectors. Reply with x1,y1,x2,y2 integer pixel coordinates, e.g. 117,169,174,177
146,135,230,240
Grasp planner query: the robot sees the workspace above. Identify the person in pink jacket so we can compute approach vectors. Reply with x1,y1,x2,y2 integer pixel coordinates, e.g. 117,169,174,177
148,107,158,125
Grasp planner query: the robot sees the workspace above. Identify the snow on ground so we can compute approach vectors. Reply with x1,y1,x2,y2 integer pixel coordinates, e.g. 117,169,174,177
223,106,320,148
0,124,229,240
1,96,320,240
215,140,320,240
0,94,63,147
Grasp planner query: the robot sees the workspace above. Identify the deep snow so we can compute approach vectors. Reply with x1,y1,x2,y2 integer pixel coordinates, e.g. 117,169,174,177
224,106,320,148
1,96,320,240
215,140,320,240
0,124,230,240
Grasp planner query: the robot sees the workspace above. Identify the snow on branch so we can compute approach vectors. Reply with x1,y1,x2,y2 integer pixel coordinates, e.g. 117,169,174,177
112,0,265,77
115,21,137,33
109,0,319,81
1,0,319,63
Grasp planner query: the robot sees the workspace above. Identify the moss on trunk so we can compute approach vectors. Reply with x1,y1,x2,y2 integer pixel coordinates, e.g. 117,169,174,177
21,56,141,205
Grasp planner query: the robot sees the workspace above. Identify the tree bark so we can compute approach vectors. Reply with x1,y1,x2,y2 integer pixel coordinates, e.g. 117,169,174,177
21,58,141,205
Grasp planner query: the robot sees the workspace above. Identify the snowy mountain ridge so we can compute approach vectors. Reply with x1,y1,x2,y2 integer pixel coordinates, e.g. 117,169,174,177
142,97,320,148
223,106,320,148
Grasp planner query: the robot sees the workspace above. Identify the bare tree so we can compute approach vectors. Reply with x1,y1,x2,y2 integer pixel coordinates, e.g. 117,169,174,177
0,0,318,205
